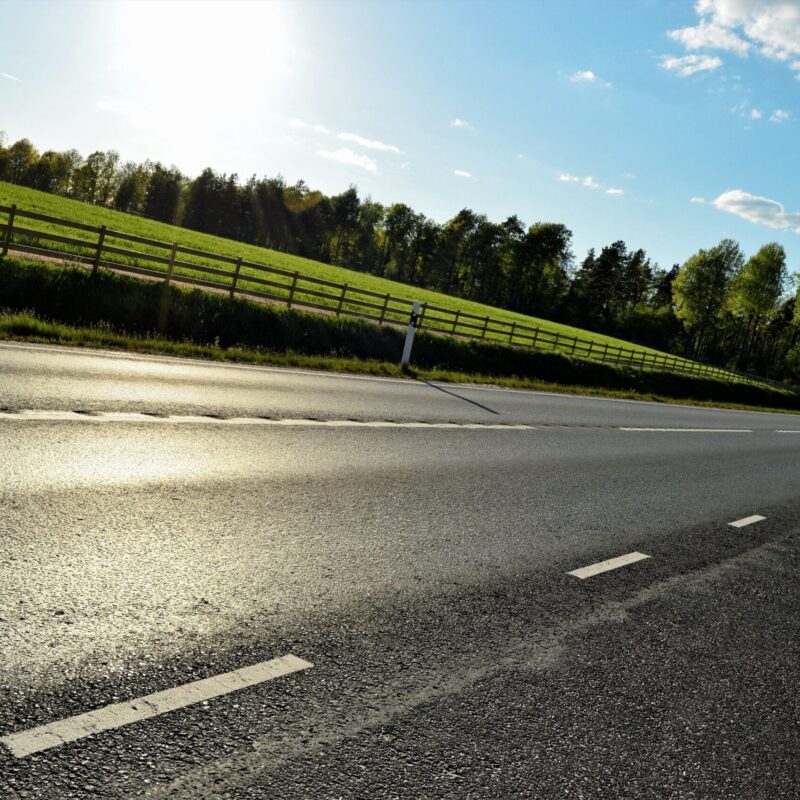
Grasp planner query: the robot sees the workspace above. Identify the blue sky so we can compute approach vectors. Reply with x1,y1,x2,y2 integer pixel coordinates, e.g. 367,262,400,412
1,0,799,274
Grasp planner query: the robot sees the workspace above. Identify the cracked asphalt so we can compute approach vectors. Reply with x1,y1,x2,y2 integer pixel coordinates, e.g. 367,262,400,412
0,342,798,798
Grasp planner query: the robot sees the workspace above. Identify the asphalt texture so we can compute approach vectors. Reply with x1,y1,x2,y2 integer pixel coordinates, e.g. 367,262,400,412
0,341,798,798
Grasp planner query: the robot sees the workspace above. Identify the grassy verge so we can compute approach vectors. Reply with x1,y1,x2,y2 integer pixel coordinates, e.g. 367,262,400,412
2,311,798,416
0,182,696,360
1,254,798,413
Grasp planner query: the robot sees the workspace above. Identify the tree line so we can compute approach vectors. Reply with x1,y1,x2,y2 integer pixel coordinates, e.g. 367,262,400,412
0,133,797,381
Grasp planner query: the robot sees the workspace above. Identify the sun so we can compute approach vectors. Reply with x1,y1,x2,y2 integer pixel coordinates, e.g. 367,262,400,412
112,0,295,116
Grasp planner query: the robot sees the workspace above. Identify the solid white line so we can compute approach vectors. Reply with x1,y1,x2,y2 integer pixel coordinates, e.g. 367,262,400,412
618,427,753,433
0,654,312,758
0,411,536,430
775,430,800,433
728,515,766,528
568,551,650,580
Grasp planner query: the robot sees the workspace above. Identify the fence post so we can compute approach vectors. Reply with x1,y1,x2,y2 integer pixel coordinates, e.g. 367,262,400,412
229,256,242,299
1,204,16,258
530,327,539,349
379,292,390,324
481,316,490,339
451,310,460,334
570,336,578,355
602,343,609,362
508,321,516,343
92,225,107,276
553,332,561,352
158,243,178,332
287,271,300,308
401,301,421,369
164,243,178,287
336,283,348,315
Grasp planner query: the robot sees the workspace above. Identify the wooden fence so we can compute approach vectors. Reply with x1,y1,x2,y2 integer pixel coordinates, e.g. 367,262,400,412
0,203,776,390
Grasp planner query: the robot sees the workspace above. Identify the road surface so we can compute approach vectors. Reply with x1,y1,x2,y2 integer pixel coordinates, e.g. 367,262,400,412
0,341,798,798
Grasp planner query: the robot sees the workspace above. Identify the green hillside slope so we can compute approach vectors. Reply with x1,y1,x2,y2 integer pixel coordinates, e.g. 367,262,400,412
1,182,685,362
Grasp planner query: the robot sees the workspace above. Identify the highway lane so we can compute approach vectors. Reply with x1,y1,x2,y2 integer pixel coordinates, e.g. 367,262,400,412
2,340,800,429
1,342,799,797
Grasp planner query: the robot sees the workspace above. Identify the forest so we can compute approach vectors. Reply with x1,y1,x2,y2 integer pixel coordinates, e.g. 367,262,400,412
0,133,796,381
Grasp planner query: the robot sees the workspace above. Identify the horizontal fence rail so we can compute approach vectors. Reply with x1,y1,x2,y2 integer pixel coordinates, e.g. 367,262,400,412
0,202,778,390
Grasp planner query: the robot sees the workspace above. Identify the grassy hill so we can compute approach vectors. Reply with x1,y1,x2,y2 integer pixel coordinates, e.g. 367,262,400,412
0,184,665,344
1,182,716,377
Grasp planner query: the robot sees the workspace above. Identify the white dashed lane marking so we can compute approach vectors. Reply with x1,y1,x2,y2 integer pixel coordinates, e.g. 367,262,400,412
0,411,536,430
2,413,797,435
567,551,651,580
618,428,753,433
0,654,312,758
729,515,766,528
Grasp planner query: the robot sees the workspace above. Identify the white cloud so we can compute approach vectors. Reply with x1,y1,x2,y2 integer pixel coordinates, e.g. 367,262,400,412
750,107,763,119
289,118,330,134
560,173,620,196
668,1,800,78
338,132,401,153
712,189,800,233
453,169,472,178
292,121,402,163
624,172,638,179
668,19,750,56
451,118,472,129
316,147,377,172
661,54,723,76
570,70,611,86
690,196,707,203
770,108,790,122
1,72,21,82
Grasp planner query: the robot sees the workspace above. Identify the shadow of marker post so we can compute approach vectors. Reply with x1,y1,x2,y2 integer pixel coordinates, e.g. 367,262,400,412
419,380,500,415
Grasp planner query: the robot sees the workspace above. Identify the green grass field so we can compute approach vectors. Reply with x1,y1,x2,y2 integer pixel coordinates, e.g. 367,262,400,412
0,181,737,381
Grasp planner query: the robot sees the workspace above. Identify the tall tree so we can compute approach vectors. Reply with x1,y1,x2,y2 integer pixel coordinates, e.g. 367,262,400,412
651,265,679,308
21,150,74,193
72,151,111,204
113,161,152,213
572,240,627,323
508,222,573,314
143,164,184,223
380,203,417,278
5,138,38,183
329,186,361,264
728,242,787,366
672,238,744,356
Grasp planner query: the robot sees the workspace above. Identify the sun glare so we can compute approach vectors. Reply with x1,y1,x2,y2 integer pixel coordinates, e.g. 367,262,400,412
112,1,294,117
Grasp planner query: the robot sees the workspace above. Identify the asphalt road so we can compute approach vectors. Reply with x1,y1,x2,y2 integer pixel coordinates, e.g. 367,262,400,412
1,341,798,798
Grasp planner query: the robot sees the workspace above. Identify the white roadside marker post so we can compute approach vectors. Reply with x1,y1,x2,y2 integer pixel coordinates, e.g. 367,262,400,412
401,301,421,370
